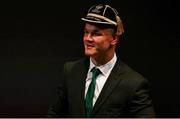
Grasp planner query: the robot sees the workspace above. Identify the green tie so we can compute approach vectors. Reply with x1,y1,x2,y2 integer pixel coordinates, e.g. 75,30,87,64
85,67,101,117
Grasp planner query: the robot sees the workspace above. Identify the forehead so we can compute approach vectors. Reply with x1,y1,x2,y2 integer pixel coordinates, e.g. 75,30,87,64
84,23,100,31
84,23,114,31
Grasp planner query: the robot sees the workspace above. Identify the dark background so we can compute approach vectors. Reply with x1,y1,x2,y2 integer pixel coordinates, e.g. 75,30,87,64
0,0,179,117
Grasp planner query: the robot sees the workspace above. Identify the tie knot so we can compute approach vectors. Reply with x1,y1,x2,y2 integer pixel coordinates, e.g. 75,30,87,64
91,67,101,78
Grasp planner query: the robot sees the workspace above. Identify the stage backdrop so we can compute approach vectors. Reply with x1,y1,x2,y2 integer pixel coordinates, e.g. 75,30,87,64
0,0,179,117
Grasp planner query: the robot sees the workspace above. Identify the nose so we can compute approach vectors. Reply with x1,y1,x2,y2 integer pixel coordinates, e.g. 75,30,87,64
84,33,93,42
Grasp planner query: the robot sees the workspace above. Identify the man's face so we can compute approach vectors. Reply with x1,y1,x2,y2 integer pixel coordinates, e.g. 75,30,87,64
83,23,117,58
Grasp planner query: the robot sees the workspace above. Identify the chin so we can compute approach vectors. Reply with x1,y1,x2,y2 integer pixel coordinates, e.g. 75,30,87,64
85,52,92,56
85,51,96,57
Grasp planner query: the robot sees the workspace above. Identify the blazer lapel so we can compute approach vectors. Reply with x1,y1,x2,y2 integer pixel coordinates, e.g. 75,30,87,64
92,60,125,115
68,57,89,116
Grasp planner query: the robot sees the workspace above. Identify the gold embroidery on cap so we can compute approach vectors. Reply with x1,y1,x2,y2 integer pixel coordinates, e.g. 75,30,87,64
87,13,117,25
91,4,103,13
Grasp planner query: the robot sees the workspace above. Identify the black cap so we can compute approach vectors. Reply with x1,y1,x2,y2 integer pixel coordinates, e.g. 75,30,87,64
81,4,119,26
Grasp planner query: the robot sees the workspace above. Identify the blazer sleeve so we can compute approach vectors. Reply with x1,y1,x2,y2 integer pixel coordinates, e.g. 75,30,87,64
47,63,69,117
127,78,156,118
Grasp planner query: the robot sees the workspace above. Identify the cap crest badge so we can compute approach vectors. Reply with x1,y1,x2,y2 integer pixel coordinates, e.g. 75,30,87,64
92,5,103,13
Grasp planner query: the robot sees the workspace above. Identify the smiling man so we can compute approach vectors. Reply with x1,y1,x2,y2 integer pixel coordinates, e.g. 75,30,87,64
83,23,118,66
48,3,155,118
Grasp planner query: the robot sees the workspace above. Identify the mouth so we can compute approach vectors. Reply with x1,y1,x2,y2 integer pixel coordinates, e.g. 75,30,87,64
85,43,95,49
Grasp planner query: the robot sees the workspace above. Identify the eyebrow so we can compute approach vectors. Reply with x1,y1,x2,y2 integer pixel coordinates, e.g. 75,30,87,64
84,27,100,32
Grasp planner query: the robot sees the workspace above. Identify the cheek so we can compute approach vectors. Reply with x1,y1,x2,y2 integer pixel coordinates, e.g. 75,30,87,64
83,36,86,42
96,41,111,49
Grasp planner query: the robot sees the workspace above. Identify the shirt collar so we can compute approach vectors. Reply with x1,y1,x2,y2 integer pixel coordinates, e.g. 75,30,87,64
89,53,117,77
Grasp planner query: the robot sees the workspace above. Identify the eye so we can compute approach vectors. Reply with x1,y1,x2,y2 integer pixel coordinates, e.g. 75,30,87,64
83,30,102,37
91,31,102,36
84,30,89,35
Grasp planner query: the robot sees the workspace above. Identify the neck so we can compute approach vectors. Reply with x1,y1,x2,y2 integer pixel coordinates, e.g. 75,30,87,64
91,51,115,66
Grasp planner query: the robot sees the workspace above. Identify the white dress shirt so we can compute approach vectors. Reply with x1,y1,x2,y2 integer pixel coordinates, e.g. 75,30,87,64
85,53,117,106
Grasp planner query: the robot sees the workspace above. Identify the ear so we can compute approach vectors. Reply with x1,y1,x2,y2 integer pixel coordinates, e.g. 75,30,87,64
111,35,118,45
110,34,118,45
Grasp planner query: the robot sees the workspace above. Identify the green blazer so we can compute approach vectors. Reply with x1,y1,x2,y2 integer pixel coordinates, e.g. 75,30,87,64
48,57,155,117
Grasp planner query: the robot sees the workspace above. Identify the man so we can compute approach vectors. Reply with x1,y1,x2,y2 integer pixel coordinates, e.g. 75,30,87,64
48,4,155,117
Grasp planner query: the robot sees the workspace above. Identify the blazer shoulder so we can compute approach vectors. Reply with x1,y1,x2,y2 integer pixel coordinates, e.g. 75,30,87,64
118,61,149,86
63,57,89,72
